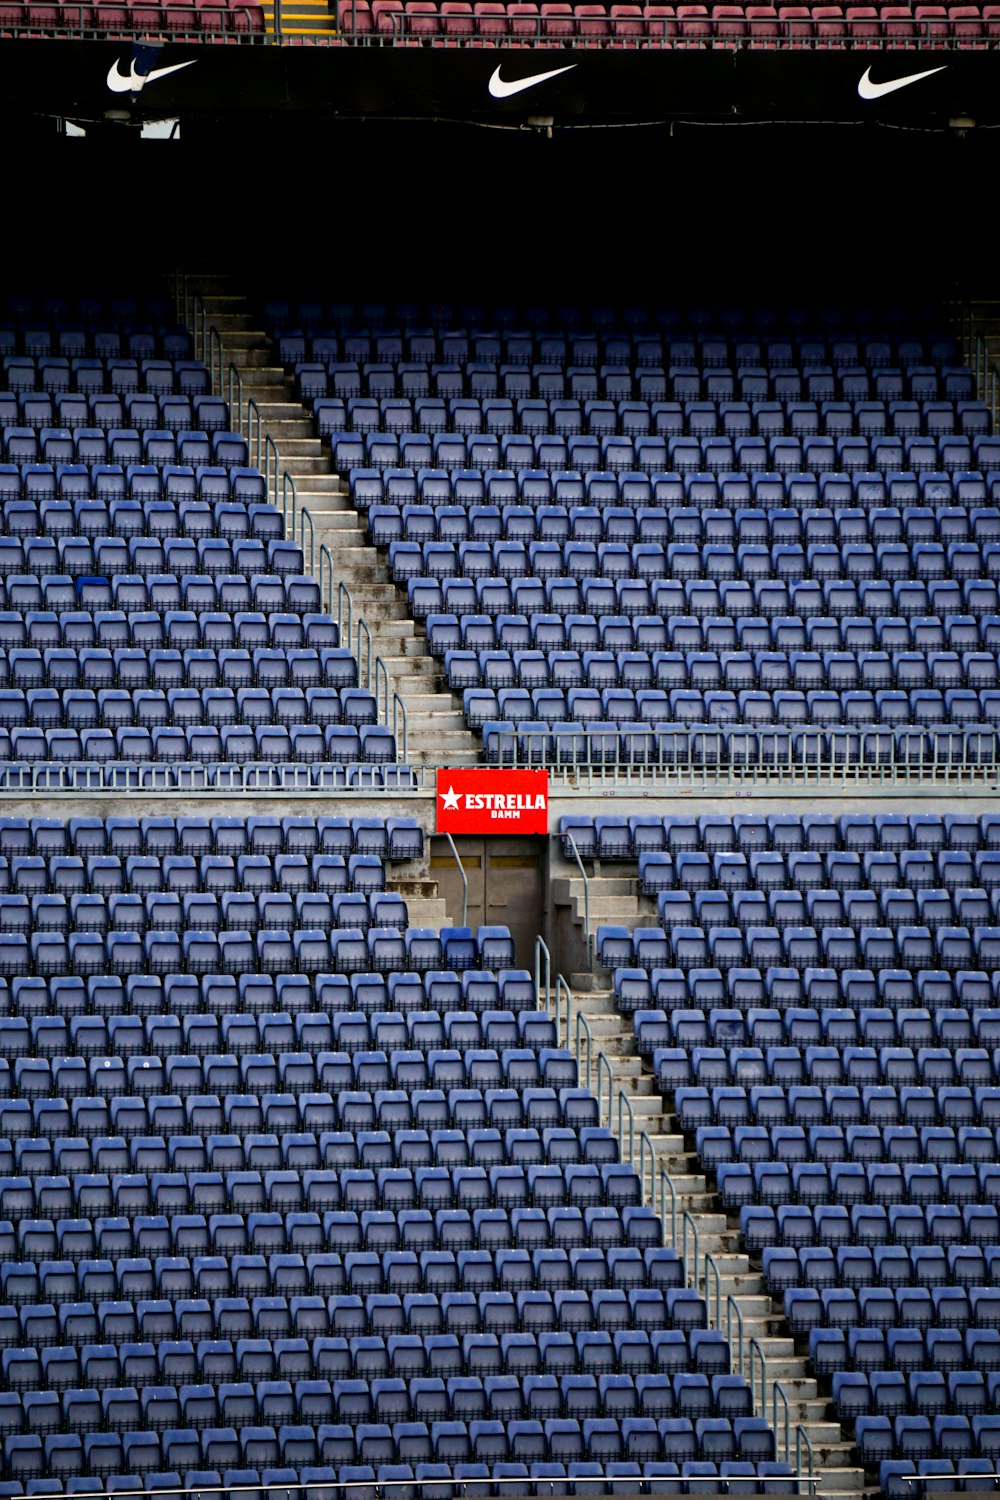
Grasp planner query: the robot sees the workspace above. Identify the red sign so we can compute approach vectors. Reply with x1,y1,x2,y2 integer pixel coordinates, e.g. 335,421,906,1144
436,769,550,835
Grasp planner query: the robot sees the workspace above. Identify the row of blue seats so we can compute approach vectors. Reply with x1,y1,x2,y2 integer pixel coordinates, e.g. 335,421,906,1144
0,1369,746,1430
0,817,422,859
0,922,507,976
0,624,341,655
0,1131,612,1179
275,325,963,364
675,1082,1000,1131
0,585,319,616
0,1205,661,1263
833,1374,1000,1416
0,650,359,691
310,366,974,405
0,478,277,517
0,1088,599,1138
635,858,1000,899
447,643,1000,691
314,394,990,441
351,465,1000,512
469,690,1000,733
653,885,1000,928
784,1283,1000,1336
856,1413,1000,1464
332,432,1000,477
0,330,192,365
2,496,278,538
693,1123,1000,1169
0,1460,803,1499
392,538,1000,585
602,925,1000,973
0,1416,776,1480
0,768,418,794
0,537,303,575
566,811,1000,857
0,689,379,733
371,501,1000,547
767,1245,1000,1295
0,1053,577,1102
3,431,244,468
0,971,535,1018
0,889,409,935
1,362,210,397
742,1202,1000,1255
616,970,998,1015
422,583,1000,624
630,1000,1000,1043
481,722,1000,769
650,1040,1000,1088
0,725,398,766
0,852,389,896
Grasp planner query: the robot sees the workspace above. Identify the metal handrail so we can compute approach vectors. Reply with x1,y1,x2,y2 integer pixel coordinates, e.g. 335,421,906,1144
796,1423,817,1496
534,935,552,1018
374,654,390,727
318,542,336,619
565,831,592,967
441,831,468,927
681,1208,701,1293
704,1250,722,1331
282,470,297,536
596,1050,615,1135
554,973,572,1062
227,361,244,436
575,1005,593,1095
299,504,315,577
773,1379,792,1464
748,1335,768,1421
356,615,373,690
336,581,353,649
726,1292,745,1380
391,690,408,765
617,1085,635,1169
657,1157,678,1250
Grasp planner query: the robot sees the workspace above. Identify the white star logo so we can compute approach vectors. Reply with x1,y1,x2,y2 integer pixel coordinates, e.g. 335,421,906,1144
440,786,461,811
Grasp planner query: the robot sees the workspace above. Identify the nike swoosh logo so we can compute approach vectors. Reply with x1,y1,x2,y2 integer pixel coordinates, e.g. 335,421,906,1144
107,58,196,93
488,63,576,98
857,64,946,100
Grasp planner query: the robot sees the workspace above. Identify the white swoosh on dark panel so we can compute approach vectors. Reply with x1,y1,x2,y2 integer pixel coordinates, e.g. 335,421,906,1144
857,64,947,100
107,58,196,93
488,63,576,98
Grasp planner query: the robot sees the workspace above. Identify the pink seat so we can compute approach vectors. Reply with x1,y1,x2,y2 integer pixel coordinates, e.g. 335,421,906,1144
338,0,374,30
914,3,948,35
712,4,748,36
844,3,879,32
195,0,228,26
745,3,779,38
24,1,60,23
609,2,643,32
441,1,475,32
778,4,812,39
161,0,197,28
0,0,25,18
474,0,508,28
405,0,441,33
948,2,983,38
508,0,541,33
372,0,403,30
879,3,915,37
541,0,575,30
675,1,710,34
982,2,1000,33
812,2,846,37
643,2,676,34
575,3,610,33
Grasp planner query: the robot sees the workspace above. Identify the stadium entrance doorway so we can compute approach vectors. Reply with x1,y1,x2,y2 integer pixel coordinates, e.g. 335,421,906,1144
430,836,545,970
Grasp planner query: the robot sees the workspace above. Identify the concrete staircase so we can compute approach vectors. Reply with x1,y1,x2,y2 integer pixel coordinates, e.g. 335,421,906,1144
261,0,339,35
551,850,865,1500
182,276,481,771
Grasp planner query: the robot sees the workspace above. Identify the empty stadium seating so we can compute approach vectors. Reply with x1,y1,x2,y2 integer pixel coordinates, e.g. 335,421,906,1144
269,301,998,776
563,811,1000,1487
0,814,796,1495
0,299,397,778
